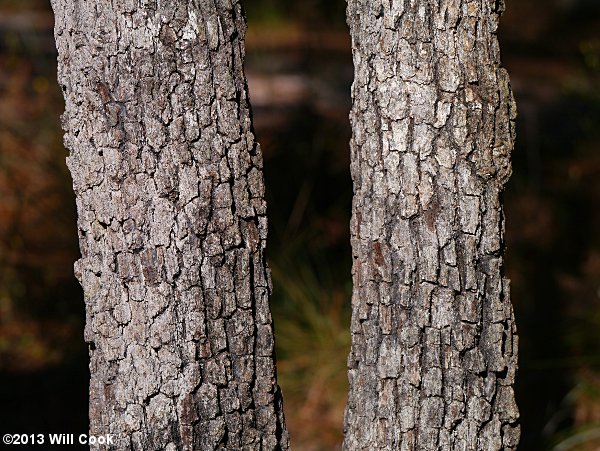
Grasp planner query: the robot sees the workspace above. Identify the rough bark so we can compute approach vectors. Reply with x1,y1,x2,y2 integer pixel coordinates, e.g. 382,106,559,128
343,1,519,449
51,1,288,449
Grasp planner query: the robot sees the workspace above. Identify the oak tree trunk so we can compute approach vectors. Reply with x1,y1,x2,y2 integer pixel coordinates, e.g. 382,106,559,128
344,0,519,449
52,1,288,449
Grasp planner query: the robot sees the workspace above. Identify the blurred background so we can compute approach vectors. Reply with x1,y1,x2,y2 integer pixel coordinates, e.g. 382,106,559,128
0,0,599,449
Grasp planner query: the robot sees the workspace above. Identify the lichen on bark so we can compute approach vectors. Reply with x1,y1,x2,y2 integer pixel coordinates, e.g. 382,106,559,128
52,0,288,449
343,0,519,449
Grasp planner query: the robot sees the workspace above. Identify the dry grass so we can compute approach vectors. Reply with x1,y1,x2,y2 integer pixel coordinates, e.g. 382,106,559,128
270,259,350,450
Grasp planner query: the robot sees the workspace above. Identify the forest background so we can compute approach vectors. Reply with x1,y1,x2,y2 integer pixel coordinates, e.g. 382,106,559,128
0,0,599,449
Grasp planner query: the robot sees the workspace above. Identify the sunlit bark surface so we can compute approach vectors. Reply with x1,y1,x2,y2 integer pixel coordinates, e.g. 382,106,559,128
52,1,288,449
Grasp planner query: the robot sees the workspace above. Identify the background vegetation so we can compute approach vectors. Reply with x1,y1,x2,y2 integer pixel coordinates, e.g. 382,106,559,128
0,0,599,449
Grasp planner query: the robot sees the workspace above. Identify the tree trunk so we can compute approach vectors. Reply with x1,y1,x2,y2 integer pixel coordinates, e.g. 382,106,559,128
343,1,519,449
51,1,288,449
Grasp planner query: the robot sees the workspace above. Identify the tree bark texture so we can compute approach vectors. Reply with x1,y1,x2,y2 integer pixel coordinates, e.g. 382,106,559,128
52,1,288,449
344,1,519,449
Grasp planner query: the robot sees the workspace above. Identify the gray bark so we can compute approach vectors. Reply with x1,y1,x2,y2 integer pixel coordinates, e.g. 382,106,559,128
343,1,519,450
51,1,288,449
